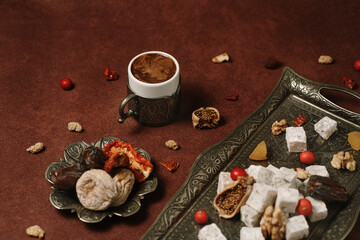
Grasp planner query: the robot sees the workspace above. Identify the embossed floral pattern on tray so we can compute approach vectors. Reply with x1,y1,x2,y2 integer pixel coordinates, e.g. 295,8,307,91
45,136,158,223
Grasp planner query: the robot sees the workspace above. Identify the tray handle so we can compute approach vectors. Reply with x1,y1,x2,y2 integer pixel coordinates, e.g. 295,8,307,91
316,84,360,116
284,67,360,119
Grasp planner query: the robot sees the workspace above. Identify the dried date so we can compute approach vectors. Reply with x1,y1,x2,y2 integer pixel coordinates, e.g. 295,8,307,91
80,146,108,169
50,164,86,190
50,146,109,190
308,175,349,202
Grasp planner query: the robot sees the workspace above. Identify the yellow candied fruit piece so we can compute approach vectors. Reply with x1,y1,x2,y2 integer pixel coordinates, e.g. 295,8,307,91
249,141,267,161
348,131,360,151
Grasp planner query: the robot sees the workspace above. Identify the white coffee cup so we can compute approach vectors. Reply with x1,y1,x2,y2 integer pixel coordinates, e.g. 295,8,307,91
127,51,180,98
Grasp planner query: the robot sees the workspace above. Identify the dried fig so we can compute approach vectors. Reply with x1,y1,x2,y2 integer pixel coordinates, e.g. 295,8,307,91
213,176,254,218
192,107,220,129
111,168,135,207
76,169,117,211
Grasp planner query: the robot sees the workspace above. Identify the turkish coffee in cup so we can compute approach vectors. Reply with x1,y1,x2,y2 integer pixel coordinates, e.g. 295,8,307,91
119,51,180,126
131,53,177,84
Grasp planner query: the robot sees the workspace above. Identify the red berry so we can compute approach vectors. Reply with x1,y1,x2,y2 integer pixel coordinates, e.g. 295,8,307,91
354,59,360,71
194,210,209,224
297,198,312,216
300,151,315,164
230,168,248,181
60,78,73,90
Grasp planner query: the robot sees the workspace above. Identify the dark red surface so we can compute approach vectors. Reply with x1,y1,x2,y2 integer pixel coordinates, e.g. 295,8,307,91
1,1,359,239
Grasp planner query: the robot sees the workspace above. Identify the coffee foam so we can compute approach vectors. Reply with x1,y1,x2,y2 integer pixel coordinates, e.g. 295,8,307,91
131,53,176,84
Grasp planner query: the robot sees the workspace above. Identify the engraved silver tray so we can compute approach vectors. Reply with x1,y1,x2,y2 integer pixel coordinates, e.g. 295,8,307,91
142,67,360,240
45,136,158,223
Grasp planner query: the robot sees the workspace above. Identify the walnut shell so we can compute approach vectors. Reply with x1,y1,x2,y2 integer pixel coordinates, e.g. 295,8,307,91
192,107,220,129
213,176,254,218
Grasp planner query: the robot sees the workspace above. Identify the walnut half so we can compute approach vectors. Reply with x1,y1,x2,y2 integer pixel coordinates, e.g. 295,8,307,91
212,53,230,63
26,142,44,153
260,205,286,240
331,151,356,172
293,167,310,180
271,119,287,135
26,225,45,239
165,140,179,150
68,121,83,132
192,107,220,129
318,55,334,64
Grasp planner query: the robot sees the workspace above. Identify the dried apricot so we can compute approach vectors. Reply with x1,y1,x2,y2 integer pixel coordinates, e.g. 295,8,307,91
348,131,360,150
249,141,267,160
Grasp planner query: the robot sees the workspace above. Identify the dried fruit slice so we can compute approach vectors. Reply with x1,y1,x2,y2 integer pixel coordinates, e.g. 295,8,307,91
160,161,179,172
104,67,118,80
249,141,267,160
293,115,307,126
103,139,153,183
225,94,239,101
348,131,360,150
342,77,355,90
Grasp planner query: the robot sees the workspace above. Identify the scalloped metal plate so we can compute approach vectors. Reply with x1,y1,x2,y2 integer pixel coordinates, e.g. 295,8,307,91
141,67,360,240
45,136,158,223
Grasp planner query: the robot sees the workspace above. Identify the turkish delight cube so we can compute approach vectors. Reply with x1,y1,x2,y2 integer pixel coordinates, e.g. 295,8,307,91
314,116,337,140
240,227,265,240
198,223,226,240
240,204,262,227
272,167,297,189
279,167,298,186
246,183,277,212
286,127,307,152
306,196,328,222
217,172,234,194
275,187,299,213
267,164,280,174
286,215,309,240
246,165,274,185
305,165,329,178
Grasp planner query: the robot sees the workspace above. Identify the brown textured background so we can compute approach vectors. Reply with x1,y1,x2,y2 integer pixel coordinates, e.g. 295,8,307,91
1,0,359,239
